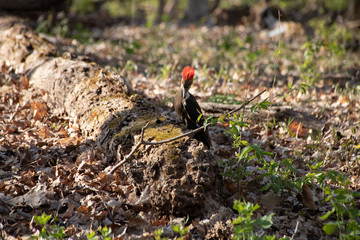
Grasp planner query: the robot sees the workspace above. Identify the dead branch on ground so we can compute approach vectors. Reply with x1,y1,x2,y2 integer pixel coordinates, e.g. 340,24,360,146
107,89,267,174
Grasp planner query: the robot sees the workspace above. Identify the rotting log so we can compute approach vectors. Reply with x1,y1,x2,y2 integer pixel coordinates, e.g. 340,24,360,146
0,15,136,155
0,15,231,218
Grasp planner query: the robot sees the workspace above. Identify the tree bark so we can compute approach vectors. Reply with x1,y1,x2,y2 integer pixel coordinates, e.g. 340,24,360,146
0,15,139,156
183,0,209,22
347,0,360,21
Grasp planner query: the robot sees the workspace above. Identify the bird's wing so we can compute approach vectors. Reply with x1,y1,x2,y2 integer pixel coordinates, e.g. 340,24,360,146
183,92,204,128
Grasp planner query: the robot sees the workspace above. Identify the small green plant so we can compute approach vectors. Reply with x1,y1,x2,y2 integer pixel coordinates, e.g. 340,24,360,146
232,200,277,240
36,14,52,35
264,117,278,134
319,172,360,240
220,136,273,183
207,94,243,105
259,158,299,193
301,166,360,239
283,117,295,137
154,228,166,240
300,40,322,85
220,99,272,183
121,40,142,55
121,60,138,77
172,224,189,240
87,226,112,240
219,114,250,182
153,221,189,240
250,99,271,113
157,64,173,80
31,213,65,240
36,14,69,38
72,23,92,44
31,213,113,240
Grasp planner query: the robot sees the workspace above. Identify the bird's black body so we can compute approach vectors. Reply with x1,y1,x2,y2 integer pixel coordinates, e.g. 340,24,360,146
174,88,211,149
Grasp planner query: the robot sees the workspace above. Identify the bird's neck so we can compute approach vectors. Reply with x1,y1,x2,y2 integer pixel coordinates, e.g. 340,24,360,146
181,84,190,100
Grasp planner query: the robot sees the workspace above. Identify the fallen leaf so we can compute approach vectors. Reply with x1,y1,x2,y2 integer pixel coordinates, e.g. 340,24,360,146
260,190,280,211
288,121,307,138
20,75,29,89
94,210,108,220
62,203,76,218
9,183,49,207
57,137,82,146
31,102,47,121
77,205,90,214
339,95,349,105
38,127,54,139
302,184,317,210
151,215,168,226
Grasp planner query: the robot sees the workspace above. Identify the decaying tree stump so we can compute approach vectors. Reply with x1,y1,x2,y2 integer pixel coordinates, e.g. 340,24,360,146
0,15,231,219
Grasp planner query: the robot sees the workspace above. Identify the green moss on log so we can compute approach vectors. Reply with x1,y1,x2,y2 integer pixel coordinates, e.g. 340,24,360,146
144,124,182,142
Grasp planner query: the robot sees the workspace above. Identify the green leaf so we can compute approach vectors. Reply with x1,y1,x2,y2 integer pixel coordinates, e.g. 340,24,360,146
282,159,297,173
263,235,276,240
34,213,51,226
180,226,189,235
250,104,258,113
217,115,226,123
348,207,360,218
352,191,360,198
231,125,239,137
320,207,335,220
240,145,254,159
172,225,180,233
252,144,273,160
197,114,203,124
240,140,249,146
49,225,65,239
86,231,98,240
347,219,360,233
99,226,111,237
260,184,272,191
323,221,337,235
308,161,323,170
258,99,271,110
40,227,48,238
327,170,339,183
154,228,164,240
254,213,274,229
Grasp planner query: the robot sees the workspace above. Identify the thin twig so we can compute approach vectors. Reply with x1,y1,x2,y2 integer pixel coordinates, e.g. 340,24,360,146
107,89,267,174
290,220,300,240
227,89,267,115
143,88,267,146
108,122,150,174
16,209,33,219
143,125,205,145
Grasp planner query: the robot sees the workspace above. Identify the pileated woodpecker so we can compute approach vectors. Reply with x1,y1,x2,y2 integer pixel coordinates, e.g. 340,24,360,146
174,66,211,149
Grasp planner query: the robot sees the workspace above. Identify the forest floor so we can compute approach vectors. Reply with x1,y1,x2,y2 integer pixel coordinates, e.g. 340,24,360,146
1,8,360,240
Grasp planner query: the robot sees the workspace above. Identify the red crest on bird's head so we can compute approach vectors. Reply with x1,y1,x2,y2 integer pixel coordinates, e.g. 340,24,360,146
182,66,195,81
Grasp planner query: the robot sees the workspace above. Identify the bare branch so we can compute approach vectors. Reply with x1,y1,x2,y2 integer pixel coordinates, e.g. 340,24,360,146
107,89,267,174
227,89,267,115
143,125,205,145
108,121,150,174
143,88,267,146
